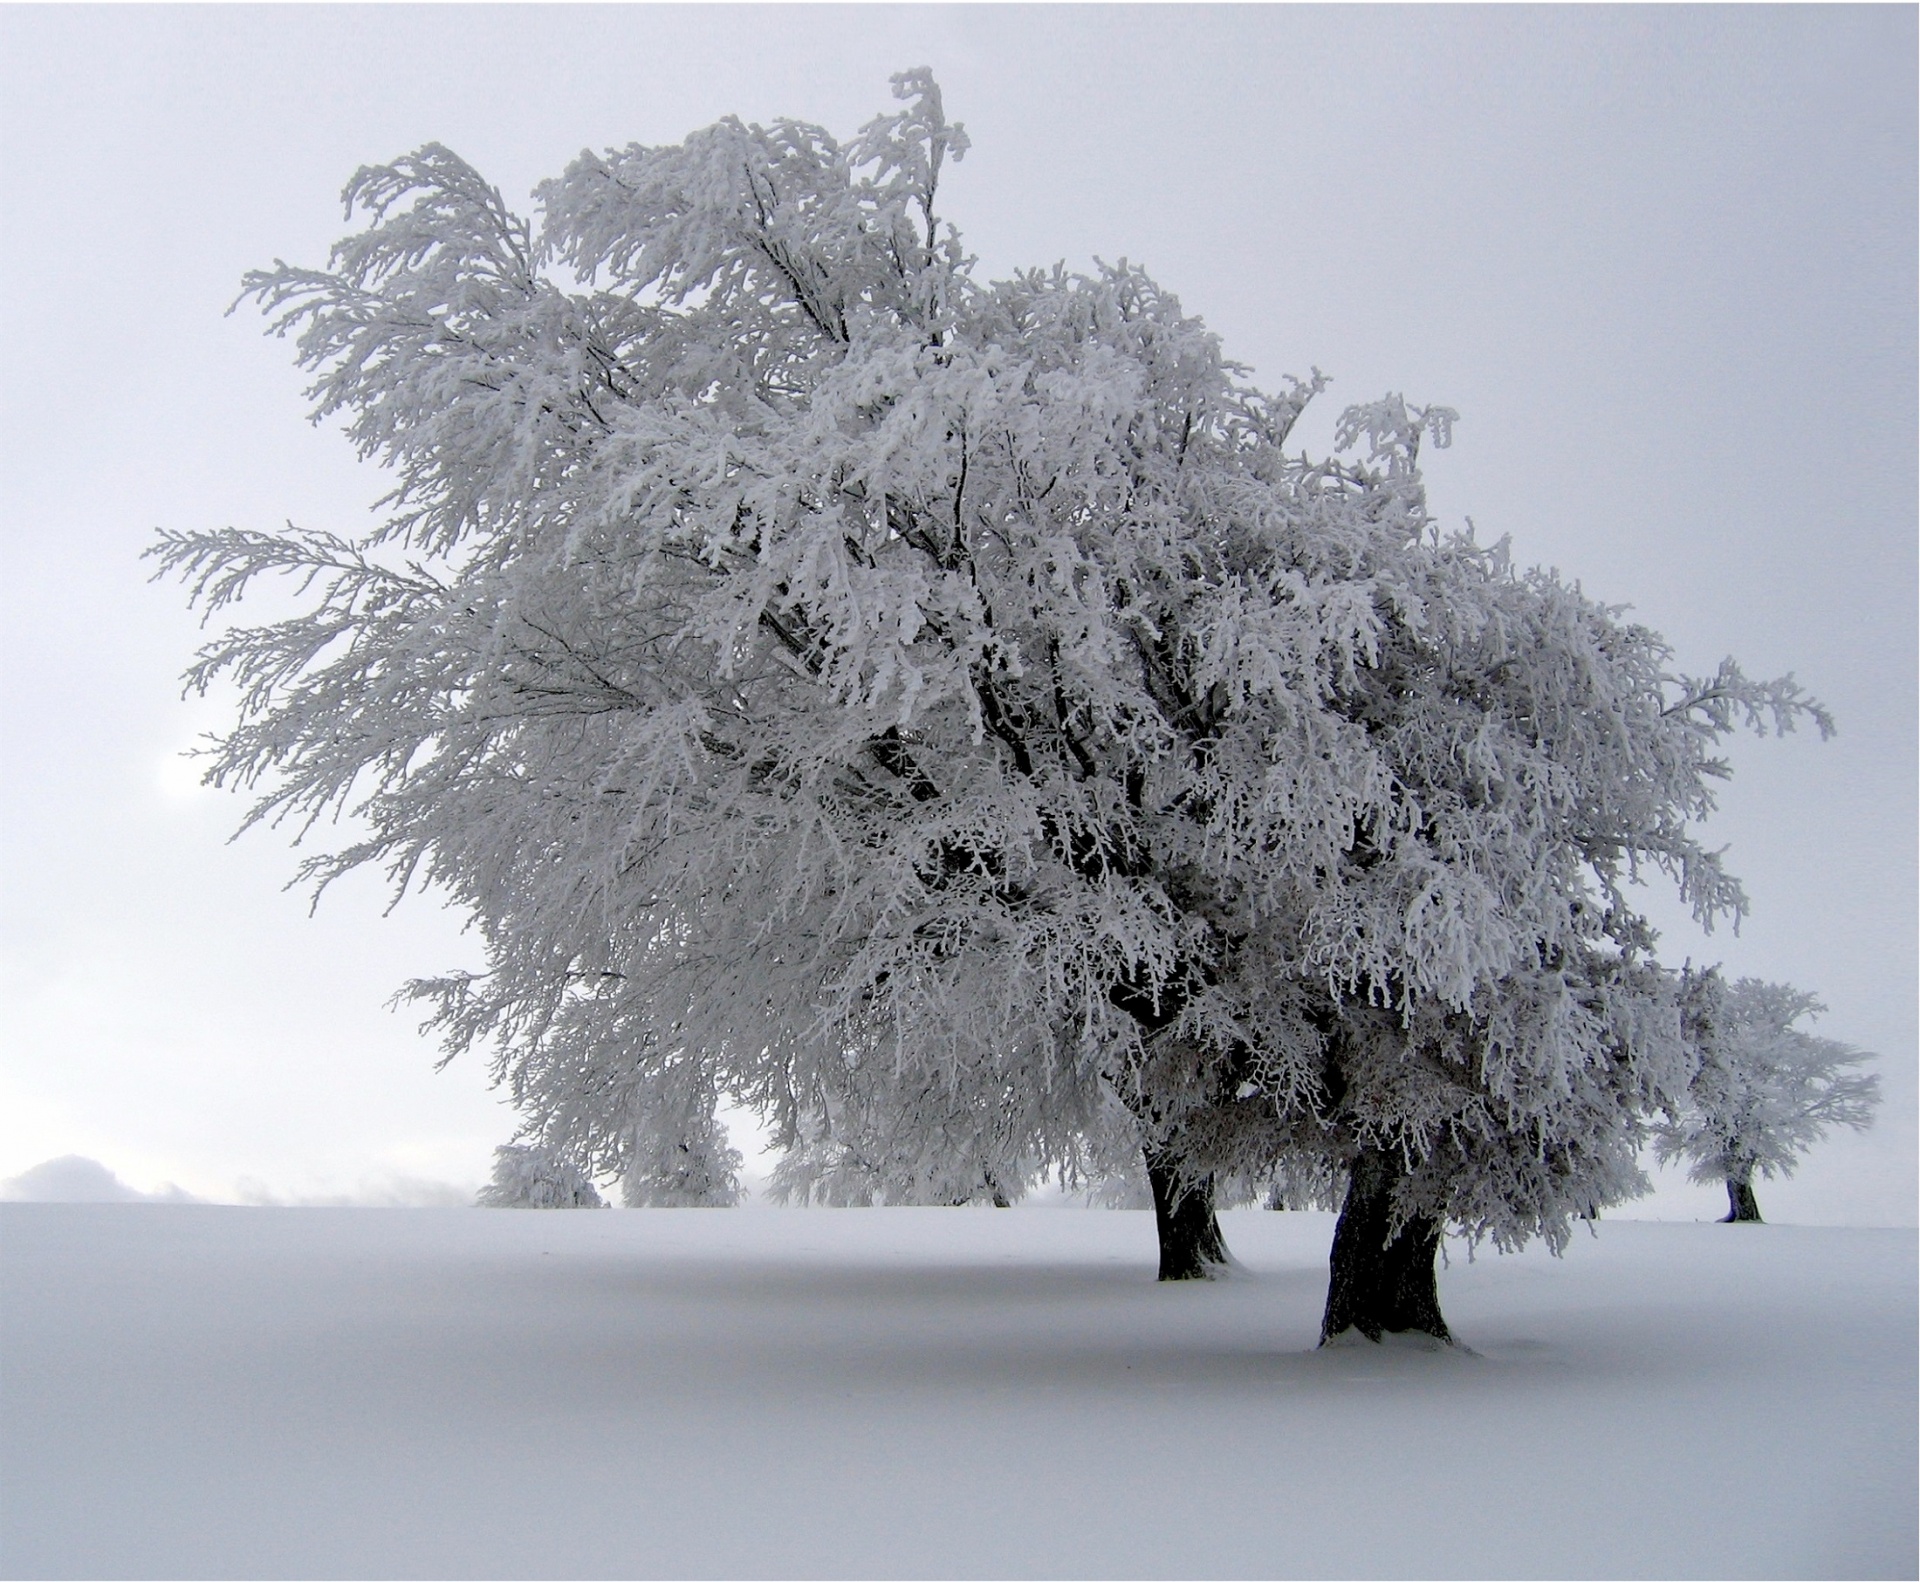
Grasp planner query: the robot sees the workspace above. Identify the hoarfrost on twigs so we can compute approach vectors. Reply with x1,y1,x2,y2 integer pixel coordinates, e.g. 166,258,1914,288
155,73,1834,1335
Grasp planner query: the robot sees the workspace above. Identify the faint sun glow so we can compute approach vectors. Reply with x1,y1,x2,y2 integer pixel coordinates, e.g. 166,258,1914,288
155,749,209,800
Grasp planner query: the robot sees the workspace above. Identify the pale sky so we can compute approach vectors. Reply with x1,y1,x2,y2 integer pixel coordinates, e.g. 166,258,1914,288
2,5,1913,1219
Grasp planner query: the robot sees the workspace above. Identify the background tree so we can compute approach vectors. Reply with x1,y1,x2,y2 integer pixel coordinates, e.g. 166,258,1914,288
765,1064,1033,1208
476,1143,605,1208
1660,972,1881,1222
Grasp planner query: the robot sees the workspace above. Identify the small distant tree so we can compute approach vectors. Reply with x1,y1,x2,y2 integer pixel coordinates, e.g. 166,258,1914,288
476,1143,605,1208
620,1055,744,1206
1660,973,1880,1222
765,1048,1040,1207
475,1005,744,1206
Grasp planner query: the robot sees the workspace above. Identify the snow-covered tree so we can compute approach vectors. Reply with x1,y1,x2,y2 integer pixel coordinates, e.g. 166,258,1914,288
153,73,1831,1342
478,995,744,1205
1659,973,1880,1222
1262,484,1832,1341
476,1143,605,1208
149,73,1367,1272
618,1053,744,1206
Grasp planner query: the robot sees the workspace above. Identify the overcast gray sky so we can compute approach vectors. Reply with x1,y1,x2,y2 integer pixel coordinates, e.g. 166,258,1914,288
2,5,1912,1218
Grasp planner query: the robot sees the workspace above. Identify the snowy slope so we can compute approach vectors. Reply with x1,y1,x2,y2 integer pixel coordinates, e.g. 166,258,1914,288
2,1206,1912,1580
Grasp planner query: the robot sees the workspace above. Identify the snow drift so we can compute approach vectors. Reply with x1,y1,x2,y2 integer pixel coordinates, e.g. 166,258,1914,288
1,1206,1912,1579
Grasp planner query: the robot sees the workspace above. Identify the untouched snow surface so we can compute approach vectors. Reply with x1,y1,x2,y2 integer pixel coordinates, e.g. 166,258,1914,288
2,1207,1913,1580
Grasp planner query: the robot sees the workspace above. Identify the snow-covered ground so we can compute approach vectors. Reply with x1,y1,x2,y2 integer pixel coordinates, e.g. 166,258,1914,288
2,1207,1912,1580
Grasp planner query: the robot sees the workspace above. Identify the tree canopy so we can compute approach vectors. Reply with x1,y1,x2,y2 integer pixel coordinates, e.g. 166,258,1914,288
155,72,1835,1338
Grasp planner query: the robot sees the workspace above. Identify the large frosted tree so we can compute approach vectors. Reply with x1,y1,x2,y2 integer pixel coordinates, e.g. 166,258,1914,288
151,71,1369,1254
155,73,1830,1341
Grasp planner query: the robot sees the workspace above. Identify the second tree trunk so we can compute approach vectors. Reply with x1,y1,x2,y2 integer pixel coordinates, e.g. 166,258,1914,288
1722,1175,1763,1222
1320,1146,1450,1344
1144,1150,1230,1280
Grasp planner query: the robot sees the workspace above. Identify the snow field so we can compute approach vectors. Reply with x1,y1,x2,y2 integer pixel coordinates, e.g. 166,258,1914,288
1,1206,1913,1579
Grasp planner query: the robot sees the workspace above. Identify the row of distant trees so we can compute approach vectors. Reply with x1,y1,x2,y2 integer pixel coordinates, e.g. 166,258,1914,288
481,967,1881,1232
157,75,1876,1344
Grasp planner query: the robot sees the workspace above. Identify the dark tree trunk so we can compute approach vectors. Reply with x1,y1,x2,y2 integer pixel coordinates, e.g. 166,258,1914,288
1722,1176,1763,1222
1144,1149,1231,1280
1320,1146,1450,1345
